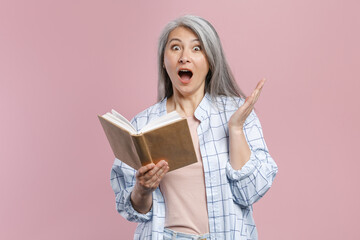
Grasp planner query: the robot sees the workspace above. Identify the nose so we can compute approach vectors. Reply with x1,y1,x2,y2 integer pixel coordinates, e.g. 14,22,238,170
179,50,190,64
179,57,188,64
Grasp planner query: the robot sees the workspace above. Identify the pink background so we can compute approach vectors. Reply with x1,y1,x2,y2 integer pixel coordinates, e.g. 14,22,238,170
1,0,359,239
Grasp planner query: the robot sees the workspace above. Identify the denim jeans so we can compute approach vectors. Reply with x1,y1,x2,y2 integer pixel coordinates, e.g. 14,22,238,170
163,228,210,240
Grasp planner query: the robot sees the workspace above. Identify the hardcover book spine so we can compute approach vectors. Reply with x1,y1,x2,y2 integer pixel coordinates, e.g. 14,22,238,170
132,135,152,166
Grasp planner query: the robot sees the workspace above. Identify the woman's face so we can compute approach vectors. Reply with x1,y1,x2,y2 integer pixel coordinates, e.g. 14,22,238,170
164,27,209,98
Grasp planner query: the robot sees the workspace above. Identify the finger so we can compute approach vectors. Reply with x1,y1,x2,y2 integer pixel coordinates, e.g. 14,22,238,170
157,162,169,177
150,160,167,175
155,159,168,168
242,103,254,118
149,164,169,188
143,160,167,181
237,95,254,118
136,163,155,177
159,164,169,178
255,78,266,91
244,93,254,105
148,162,168,183
254,87,264,103
246,93,257,110
252,90,260,105
252,79,266,104
248,91,256,106
247,78,265,103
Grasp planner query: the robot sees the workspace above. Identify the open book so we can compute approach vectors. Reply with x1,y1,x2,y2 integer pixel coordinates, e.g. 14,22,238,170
98,109,197,171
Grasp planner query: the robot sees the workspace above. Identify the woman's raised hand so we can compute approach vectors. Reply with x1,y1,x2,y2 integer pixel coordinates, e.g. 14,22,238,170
131,160,169,213
228,79,266,131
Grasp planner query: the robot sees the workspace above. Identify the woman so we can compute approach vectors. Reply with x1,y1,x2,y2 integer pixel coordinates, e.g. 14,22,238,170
110,15,278,240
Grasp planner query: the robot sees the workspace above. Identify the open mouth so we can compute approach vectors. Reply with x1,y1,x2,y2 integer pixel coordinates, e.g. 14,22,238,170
178,69,193,82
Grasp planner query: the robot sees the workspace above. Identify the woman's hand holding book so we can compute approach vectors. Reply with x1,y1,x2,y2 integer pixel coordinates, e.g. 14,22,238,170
130,160,169,214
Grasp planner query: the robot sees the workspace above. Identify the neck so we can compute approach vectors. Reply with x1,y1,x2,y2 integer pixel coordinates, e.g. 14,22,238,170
167,92,205,117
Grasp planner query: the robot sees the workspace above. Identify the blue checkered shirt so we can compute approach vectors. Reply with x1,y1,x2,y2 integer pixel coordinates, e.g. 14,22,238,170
110,93,278,239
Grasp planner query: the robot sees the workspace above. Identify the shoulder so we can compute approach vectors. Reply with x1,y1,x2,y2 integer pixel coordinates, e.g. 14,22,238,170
210,95,259,125
131,99,167,131
212,95,245,112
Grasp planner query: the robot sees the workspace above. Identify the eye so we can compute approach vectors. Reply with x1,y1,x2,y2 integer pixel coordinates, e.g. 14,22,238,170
171,45,181,51
193,46,201,51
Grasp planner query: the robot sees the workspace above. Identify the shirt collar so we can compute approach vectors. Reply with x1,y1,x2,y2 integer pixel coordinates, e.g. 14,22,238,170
194,92,212,122
162,92,213,122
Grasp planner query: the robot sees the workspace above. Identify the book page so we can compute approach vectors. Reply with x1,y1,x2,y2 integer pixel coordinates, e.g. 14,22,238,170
140,111,182,133
102,112,136,134
110,109,135,131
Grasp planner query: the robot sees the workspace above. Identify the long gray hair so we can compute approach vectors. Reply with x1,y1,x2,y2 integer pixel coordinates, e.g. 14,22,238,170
157,15,245,101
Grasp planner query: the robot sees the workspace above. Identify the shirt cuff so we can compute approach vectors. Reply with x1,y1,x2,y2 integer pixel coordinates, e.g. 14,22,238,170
124,187,153,221
226,151,258,181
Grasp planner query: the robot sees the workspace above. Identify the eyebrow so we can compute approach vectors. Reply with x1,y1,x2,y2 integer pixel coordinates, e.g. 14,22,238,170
168,38,200,44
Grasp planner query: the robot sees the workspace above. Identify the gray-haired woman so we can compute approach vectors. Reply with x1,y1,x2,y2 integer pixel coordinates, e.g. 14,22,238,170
111,15,278,240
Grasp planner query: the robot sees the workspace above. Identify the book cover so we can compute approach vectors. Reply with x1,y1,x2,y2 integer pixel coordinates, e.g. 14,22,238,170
98,111,197,171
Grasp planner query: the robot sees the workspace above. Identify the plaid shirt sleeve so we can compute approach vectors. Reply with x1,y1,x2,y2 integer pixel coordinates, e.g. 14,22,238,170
226,109,278,207
110,160,153,222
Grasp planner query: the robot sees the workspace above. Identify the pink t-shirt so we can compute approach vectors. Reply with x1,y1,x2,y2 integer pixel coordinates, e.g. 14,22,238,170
159,116,209,235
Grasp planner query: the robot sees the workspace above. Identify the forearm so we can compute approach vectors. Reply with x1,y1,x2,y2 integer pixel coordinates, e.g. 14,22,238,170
227,110,278,206
130,185,153,214
111,161,152,222
229,127,251,170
